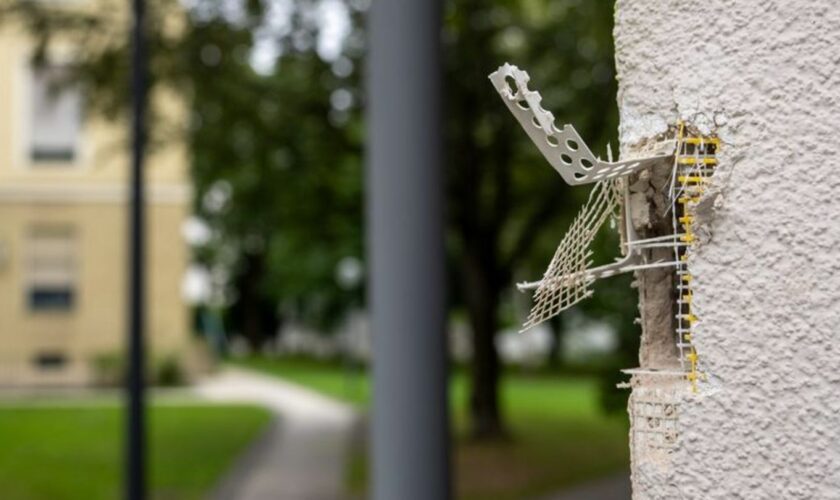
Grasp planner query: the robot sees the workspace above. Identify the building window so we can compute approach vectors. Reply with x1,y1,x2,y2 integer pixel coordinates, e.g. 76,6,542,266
33,352,68,371
26,226,77,312
29,65,82,163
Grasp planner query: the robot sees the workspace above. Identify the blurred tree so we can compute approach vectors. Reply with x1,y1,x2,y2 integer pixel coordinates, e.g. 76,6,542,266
185,16,367,343
6,0,638,439
442,0,627,437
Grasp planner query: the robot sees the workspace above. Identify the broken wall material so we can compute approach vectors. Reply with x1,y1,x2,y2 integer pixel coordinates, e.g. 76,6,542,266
625,142,680,370
615,0,840,498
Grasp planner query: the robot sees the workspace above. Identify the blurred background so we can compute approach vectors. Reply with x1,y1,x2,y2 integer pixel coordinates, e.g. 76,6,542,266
0,0,638,498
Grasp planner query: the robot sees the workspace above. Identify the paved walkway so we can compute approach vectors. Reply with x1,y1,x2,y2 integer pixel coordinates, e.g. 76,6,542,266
195,368,359,500
540,472,631,500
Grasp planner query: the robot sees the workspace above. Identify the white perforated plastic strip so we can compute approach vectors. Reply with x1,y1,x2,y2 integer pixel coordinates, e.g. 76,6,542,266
489,63,675,186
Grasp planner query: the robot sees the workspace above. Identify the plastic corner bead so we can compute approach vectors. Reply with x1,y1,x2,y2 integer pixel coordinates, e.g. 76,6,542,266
488,63,675,186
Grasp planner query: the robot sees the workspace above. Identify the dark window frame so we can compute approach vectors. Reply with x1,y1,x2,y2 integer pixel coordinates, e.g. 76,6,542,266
28,286,75,312
32,352,69,370
29,148,77,163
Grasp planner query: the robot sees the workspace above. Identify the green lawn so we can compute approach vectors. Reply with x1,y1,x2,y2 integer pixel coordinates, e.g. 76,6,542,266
235,356,371,406
233,357,629,499
0,403,271,500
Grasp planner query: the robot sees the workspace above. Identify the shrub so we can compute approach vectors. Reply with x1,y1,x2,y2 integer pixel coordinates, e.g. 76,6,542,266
154,355,185,387
89,352,186,387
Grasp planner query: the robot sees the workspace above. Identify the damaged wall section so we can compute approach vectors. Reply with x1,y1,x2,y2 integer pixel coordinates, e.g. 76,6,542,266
615,1,840,499
623,126,719,486
625,134,682,371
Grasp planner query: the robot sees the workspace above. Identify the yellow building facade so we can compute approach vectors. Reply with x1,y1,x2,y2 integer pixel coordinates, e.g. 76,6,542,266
0,23,192,385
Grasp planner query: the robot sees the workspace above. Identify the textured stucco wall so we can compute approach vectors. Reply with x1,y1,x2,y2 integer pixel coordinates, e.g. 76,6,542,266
614,1,840,498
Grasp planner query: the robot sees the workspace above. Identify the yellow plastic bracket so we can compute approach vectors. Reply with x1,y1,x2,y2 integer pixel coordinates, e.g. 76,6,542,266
683,137,720,146
678,157,717,165
678,175,709,184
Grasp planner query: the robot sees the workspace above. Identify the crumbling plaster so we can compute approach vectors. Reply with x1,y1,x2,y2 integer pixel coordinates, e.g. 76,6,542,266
614,1,840,498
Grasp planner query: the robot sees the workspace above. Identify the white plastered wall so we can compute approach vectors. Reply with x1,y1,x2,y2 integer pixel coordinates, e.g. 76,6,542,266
614,1,840,498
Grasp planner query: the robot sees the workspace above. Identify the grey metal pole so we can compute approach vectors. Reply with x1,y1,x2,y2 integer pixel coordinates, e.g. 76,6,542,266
367,0,450,499
127,0,147,495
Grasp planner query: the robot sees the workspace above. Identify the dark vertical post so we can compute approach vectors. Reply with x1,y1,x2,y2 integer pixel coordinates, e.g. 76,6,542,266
367,1,449,499
127,0,147,495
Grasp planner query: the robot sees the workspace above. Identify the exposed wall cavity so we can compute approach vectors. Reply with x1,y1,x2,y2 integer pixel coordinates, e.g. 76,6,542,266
625,135,682,370
623,125,721,486
615,1,840,498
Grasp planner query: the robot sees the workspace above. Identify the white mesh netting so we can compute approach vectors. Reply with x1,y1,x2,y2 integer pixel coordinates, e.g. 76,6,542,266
522,179,622,331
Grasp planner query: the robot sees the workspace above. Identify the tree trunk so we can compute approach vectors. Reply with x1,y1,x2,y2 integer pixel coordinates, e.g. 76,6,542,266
237,251,267,350
462,248,505,438
546,315,565,368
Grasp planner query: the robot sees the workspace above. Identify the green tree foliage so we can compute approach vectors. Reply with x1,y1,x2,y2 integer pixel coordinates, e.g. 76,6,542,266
185,12,367,340
443,0,636,436
5,0,637,437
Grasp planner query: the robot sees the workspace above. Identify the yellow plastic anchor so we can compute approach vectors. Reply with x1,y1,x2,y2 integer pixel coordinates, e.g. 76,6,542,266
683,137,720,146
678,157,717,165
678,175,709,184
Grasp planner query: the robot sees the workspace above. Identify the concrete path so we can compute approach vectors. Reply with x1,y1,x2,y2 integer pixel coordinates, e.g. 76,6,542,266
539,472,631,500
195,367,359,500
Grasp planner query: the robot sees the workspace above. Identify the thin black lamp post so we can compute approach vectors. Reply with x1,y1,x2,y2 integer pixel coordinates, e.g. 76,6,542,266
367,0,450,499
127,0,147,495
